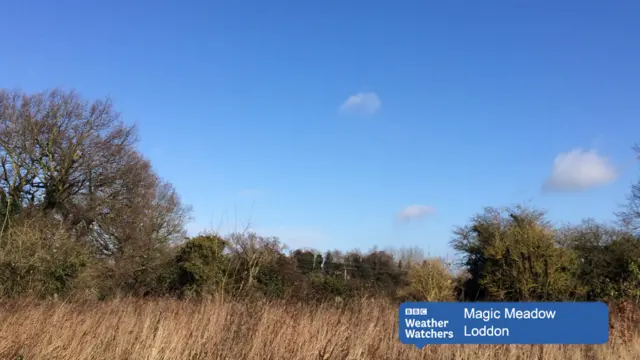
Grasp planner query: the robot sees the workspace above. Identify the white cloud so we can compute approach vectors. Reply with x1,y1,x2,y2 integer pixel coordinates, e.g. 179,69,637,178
398,205,436,221
543,148,618,192
339,92,381,115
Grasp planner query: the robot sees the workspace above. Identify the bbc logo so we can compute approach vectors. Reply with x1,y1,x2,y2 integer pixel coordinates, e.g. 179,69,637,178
405,308,428,316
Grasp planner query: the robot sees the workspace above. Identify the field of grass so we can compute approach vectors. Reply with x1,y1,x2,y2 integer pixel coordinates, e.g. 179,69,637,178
0,298,638,360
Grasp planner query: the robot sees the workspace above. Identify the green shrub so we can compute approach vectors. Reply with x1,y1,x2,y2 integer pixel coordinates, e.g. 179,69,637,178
310,275,349,300
174,234,229,297
399,258,455,301
452,205,581,301
0,215,88,299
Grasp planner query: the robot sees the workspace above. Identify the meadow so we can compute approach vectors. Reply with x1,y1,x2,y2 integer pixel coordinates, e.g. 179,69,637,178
1,298,638,360
1,89,639,359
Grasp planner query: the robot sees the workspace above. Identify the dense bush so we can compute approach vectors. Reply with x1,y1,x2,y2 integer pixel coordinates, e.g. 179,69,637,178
397,258,456,301
452,206,582,301
559,220,640,301
173,234,229,297
0,213,87,299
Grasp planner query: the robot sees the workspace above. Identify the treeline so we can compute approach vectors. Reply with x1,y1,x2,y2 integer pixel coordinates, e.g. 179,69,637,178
0,89,639,305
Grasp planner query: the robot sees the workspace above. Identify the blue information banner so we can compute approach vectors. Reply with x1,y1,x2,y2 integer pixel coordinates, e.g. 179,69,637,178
399,302,608,347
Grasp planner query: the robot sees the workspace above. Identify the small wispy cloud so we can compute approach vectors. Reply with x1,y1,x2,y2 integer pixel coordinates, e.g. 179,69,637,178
398,205,436,221
543,148,618,192
339,92,381,115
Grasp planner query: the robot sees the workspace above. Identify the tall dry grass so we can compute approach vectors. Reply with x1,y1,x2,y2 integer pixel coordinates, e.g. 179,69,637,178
0,298,638,360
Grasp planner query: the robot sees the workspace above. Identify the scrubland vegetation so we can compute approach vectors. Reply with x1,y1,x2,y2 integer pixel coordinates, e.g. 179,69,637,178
1,298,639,360
0,89,639,359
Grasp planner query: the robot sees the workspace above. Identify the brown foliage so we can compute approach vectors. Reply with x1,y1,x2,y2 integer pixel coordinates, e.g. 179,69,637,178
609,300,640,344
0,298,638,360
0,89,191,297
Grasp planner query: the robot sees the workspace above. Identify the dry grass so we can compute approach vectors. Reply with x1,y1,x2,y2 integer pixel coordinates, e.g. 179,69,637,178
0,298,638,360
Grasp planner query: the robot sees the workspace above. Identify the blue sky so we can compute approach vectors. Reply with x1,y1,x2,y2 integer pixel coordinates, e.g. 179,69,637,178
1,1,639,258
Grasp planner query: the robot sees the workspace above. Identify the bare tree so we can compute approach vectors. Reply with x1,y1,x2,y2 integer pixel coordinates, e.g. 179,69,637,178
0,88,191,259
616,144,640,236
389,246,425,268
226,232,285,291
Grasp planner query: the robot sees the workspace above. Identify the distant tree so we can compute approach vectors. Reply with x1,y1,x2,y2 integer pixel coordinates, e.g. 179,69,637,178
390,246,425,269
362,250,403,293
292,249,321,275
313,252,323,273
322,250,342,277
617,144,640,237
256,253,309,300
344,251,369,281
